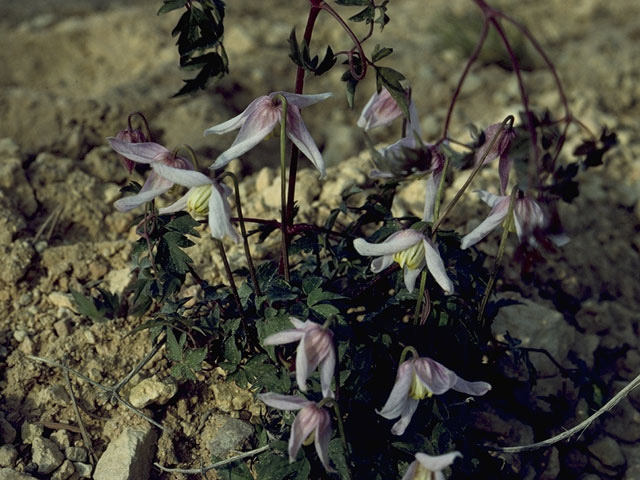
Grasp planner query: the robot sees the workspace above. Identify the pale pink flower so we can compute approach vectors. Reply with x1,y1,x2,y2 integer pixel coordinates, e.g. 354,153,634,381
114,127,147,174
460,191,570,249
401,451,462,480
473,123,516,195
108,138,194,212
204,91,332,177
258,393,335,473
263,317,336,399
378,357,491,435
353,229,453,295
358,87,419,132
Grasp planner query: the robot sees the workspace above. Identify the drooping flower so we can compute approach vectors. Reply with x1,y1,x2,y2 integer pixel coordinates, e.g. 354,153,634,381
204,91,332,177
460,191,570,250
401,451,462,480
263,317,336,399
358,87,415,131
378,357,491,435
157,171,240,243
353,229,454,295
108,138,194,212
114,127,147,174
258,393,335,472
473,123,516,195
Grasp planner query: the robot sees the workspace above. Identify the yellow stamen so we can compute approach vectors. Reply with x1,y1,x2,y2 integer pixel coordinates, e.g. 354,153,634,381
393,242,425,270
186,185,212,217
302,430,315,446
408,372,433,400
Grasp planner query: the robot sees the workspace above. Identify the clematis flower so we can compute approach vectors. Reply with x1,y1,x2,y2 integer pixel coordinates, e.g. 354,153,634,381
204,91,332,177
378,356,491,435
358,87,421,132
263,317,336,399
473,123,516,195
258,393,335,472
460,191,570,250
401,451,462,480
353,229,454,295
157,170,240,244
108,138,194,212
114,127,147,174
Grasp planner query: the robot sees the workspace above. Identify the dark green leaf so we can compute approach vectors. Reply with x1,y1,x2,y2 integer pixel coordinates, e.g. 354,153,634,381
371,44,393,62
307,289,346,306
335,0,369,5
315,45,336,76
158,0,186,15
376,66,409,118
302,277,323,295
70,289,105,323
224,336,241,364
311,303,340,319
328,438,349,479
166,329,183,362
349,5,375,22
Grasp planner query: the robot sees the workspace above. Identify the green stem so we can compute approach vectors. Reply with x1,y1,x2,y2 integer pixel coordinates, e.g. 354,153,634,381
218,172,262,296
432,155,451,223
216,239,242,313
399,345,419,365
274,95,291,282
332,402,351,477
413,271,428,325
432,116,514,234
477,186,518,328
172,144,200,170
127,112,152,141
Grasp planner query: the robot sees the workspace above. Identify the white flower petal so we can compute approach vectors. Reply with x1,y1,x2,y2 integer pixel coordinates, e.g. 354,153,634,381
289,406,318,463
415,451,462,472
413,357,458,395
401,461,419,480
403,265,424,293
460,198,510,249
319,342,336,399
158,190,191,215
286,105,326,178
423,170,441,223
278,91,333,109
203,95,268,136
422,239,454,295
452,377,492,396
107,139,169,164
390,397,419,436
208,183,240,243
263,329,305,346
354,230,424,257
152,163,213,188
377,361,413,420
371,254,394,273
296,335,310,392
114,171,172,212
314,410,336,473
258,393,309,410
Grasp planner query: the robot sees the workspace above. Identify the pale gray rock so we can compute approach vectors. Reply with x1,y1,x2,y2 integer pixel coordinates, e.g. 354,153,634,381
51,459,75,480
0,418,16,444
587,437,625,470
492,293,576,377
20,423,44,444
0,240,34,284
0,468,38,480
73,462,92,478
0,445,18,468
603,399,640,443
50,430,72,449
128,376,178,409
538,447,560,480
203,414,254,459
64,446,87,463
93,425,157,480
31,436,65,474
0,149,37,216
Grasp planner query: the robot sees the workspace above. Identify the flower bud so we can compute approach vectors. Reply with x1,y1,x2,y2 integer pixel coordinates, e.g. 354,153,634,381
115,128,147,174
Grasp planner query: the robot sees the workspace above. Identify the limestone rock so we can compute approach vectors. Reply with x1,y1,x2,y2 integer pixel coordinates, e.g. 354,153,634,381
492,293,576,377
50,430,72,449
31,436,64,474
0,445,18,468
587,436,625,476
604,399,640,442
0,240,34,283
73,462,92,478
128,376,178,409
20,423,44,444
64,446,88,463
202,414,254,459
51,459,75,480
0,469,38,480
93,425,157,480
0,418,16,444
0,149,37,216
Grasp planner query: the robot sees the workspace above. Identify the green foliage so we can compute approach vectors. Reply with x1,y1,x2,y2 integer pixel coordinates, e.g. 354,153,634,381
71,288,120,323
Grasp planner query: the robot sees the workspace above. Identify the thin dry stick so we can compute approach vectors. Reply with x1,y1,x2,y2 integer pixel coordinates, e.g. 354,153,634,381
34,205,64,244
63,369,96,465
26,354,171,433
488,371,640,453
154,445,270,474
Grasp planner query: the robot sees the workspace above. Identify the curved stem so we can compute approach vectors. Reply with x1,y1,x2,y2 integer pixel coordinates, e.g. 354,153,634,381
477,186,518,329
399,345,419,365
172,144,200,170
321,2,368,81
127,112,152,141
432,116,514,234
218,172,262,296
439,18,490,143
275,94,291,282
216,239,242,313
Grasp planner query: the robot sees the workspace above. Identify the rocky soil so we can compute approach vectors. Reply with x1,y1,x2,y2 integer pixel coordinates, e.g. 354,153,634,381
1,0,640,478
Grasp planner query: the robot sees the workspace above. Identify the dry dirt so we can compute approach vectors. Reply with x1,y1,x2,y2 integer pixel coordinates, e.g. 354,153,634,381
1,0,640,478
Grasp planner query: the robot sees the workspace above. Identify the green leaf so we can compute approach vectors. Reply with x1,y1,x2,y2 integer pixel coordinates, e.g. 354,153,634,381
165,212,201,235
311,303,340,319
70,289,105,323
340,69,359,109
376,66,409,118
157,0,186,15
371,44,393,62
307,289,346,306
302,277,323,295
328,438,349,479
315,45,336,76
288,28,304,68
157,232,194,275
166,329,183,362
349,5,375,22
335,0,369,6
224,336,241,365
185,347,207,371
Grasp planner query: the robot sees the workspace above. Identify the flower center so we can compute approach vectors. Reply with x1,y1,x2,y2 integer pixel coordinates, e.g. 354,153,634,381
393,242,425,270
412,463,435,480
186,185,212,217
408,372,433,400
302,430,315,446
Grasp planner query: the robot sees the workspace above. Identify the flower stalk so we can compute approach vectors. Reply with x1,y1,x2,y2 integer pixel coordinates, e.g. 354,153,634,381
218,172,262,296
127,112,152,142
215,239,242,313
276,94,291,282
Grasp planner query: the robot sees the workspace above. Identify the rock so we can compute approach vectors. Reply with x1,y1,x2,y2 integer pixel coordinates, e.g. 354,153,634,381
53,319,73,338
128,376,178,409
203,414,254,459
93,425,157,480
538,447,560,480
64,446,87,463
492,293,576,377
0,445,18,468
0,418,16,444
0,240,34,283
48,292,76,311
0,150,37,216
37,384,70,407
0,193,26,246
603,399,640,442
21,423,44,444
51,460,75,480
569,332,600,370
588,436,626,476
73,462,92,478
31,436,65,474
563,448,588,476
254,167,274,192
0,469,38,480
50,430,72,449
576,300,639,350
